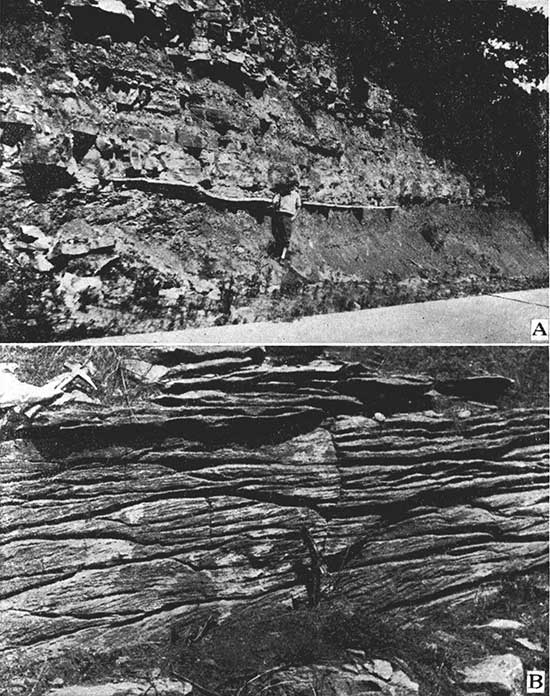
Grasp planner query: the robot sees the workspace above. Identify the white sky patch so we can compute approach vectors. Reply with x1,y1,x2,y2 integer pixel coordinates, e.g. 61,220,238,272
507,0,548,15
488,38,512,51
514,74,550,91
485,15,548,93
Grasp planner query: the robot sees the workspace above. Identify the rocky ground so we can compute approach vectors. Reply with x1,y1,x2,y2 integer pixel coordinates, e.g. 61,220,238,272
1,0,547,340
1,346,548,695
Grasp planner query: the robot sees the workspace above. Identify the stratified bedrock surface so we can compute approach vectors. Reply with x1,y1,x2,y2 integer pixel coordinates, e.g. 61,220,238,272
1,1,547,339
1,349,548,661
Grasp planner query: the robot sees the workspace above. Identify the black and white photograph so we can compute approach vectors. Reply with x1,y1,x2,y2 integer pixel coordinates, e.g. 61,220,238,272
0,345,548,696
0,0,548,343
1,1,549,694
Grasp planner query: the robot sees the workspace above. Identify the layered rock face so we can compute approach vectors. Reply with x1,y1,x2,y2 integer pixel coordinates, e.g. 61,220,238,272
2,0,473,203
1,1,547,338
1,349,548,661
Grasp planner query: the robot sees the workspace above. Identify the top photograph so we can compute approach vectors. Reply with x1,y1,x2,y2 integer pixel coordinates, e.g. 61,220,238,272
0,0,548,344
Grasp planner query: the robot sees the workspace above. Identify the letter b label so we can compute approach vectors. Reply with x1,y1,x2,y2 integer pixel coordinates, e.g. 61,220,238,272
526,670,546,693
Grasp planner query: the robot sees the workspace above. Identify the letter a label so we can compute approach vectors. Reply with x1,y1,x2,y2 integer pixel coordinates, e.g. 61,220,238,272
531,319,549,341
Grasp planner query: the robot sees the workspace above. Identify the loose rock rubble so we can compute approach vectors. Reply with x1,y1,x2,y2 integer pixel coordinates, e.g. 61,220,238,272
264,658,420,696
1,219,117,277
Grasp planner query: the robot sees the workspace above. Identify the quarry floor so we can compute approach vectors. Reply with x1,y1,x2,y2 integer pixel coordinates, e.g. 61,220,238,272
89,288,549,345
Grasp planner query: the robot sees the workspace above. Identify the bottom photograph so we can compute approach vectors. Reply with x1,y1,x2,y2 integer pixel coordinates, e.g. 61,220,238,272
0,345,548,696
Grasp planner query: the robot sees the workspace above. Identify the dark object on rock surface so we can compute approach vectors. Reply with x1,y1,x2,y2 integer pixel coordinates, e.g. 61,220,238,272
72,125,99,160
435,375,515,401
0,110,34,146
420,221,444,251
190,104,243,134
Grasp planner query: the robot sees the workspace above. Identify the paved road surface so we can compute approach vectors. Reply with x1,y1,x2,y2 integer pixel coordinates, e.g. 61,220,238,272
90,288,549,345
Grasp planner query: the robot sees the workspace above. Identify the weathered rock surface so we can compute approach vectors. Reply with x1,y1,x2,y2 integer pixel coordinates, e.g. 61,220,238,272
0,0,547,339
1,0,471,205
0,351,547,661
263,662,419,696
458,653,524,695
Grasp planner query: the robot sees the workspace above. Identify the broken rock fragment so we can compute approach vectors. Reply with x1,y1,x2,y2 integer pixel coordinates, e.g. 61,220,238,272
514,637,544,652
176,127,204,155
48,219,116,263
47,80,77,98
0,362,96,413
459,653,524,696
66,0,136,42
122,358,170,384
31,254,55,273
18,224,49,247
58,272,103,311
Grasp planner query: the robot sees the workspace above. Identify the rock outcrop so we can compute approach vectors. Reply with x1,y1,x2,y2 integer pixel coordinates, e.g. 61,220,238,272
1,0,471,204
1,350,547,661
0,0,547,339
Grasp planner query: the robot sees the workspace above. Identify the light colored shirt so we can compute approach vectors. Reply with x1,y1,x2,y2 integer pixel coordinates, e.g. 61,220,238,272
273,190,302,219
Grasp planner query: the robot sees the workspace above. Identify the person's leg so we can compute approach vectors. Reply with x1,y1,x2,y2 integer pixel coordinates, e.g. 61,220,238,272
280,215,293,260
272,214,284,257
271,215,279,255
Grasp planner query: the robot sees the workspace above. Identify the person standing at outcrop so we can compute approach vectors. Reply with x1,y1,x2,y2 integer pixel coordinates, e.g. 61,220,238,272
271,184,302,261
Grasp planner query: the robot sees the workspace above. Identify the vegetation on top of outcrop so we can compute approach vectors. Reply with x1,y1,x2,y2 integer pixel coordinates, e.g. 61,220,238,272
244,0,548,241
1,344,547,408
0,345,156,407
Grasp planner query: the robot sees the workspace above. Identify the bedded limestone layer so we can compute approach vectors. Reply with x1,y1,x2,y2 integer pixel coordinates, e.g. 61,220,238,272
0,352,548,658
